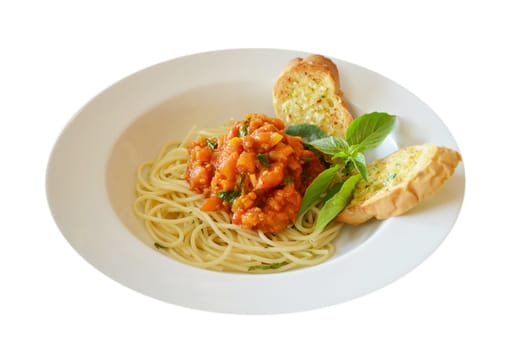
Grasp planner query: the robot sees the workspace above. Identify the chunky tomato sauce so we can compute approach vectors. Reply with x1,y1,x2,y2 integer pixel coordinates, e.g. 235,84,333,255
185,114,325,233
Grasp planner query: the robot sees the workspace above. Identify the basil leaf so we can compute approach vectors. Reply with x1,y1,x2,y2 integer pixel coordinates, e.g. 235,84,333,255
256,153,270,167
346,112,396,151
298,164,340,217
216,190,240,203
285,124,327,144
351,152,368,181
310,137,349,156
331,150,349,160
322,182,343,203
315,174,361,231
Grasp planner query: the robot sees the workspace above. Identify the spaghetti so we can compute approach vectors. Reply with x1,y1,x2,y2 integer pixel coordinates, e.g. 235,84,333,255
134,117,343,273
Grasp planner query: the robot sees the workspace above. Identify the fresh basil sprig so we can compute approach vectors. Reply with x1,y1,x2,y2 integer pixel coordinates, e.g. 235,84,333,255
310,112,395,180
296,112,396,231
311,135,368,179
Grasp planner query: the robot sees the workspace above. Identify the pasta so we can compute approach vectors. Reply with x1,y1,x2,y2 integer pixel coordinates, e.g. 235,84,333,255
133,121,343,273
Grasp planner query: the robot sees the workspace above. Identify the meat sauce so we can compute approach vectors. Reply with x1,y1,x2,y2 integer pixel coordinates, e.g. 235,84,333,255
185,114,325,233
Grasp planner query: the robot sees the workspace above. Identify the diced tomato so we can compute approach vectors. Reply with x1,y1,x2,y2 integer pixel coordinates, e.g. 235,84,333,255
201,197,223,211
186,113,325,233
236,151,256,173
256,162,284,190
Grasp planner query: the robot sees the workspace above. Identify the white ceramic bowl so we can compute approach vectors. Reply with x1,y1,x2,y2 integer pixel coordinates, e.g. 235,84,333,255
46,49,465,314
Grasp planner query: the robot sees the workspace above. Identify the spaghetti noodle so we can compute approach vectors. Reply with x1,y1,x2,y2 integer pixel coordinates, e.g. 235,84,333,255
133,117,343,273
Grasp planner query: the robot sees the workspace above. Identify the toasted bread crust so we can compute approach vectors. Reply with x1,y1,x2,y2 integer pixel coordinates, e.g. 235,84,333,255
273,55,353,138
279,55,341,92
336,145,462,225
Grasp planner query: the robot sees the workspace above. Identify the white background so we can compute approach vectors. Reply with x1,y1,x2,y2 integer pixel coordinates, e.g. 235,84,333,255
1,0,506,349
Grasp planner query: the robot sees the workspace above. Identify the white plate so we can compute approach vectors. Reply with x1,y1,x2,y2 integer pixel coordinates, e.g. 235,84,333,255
46,49,465,314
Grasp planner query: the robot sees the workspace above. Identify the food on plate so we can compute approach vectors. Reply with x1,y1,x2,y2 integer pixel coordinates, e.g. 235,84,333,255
186,113,325,233
273,54,353,138
336,144,462,224
134,114,343,273
133,53,462,273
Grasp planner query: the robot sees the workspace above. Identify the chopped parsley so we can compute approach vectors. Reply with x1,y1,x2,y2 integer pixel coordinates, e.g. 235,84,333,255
206,138,217,149
216,190,241,203
239,121,249,137
256,153,270,167
248,262,288,271
238,173,245,187
154,242,168,250
282,176,292,185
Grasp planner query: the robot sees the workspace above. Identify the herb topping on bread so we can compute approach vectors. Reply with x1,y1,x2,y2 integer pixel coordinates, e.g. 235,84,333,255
273,55,353,138
336,144,462,224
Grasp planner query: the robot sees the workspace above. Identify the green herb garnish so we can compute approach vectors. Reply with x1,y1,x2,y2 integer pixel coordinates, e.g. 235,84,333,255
298,164,340,217
239,121,249,137
216,190,241,203
285,123,327,145
310,136,349,156
315,174,361,231
256,153,270,167
309,112,395,181
154,242,168,250
248,261,288,271
206,138,217,149
238,173,245,187
296,112,396,230
351,152,367,180
346,112,397,151
321,181,343,203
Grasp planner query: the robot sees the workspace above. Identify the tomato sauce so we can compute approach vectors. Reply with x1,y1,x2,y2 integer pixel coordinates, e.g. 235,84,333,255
185,114,325,233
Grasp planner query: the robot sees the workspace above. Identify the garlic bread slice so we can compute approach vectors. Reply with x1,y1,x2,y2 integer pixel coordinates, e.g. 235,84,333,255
336,144,462,224
273,55,353,138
